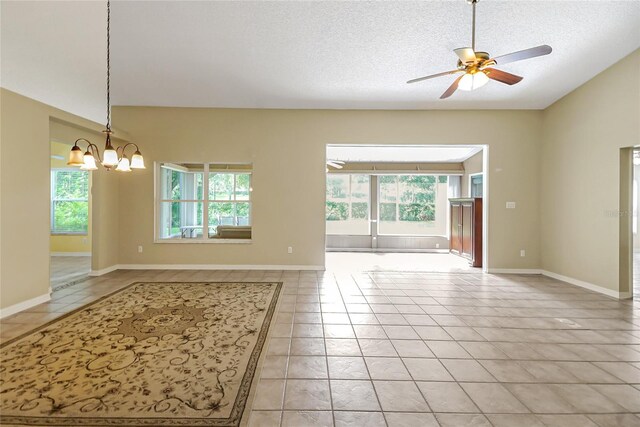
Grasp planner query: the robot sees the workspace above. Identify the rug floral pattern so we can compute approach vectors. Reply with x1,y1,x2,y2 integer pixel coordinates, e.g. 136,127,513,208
0,282,281,426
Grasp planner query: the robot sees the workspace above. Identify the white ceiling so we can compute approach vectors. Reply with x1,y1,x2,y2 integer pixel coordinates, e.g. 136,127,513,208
1,1,639,124
327,145,483,163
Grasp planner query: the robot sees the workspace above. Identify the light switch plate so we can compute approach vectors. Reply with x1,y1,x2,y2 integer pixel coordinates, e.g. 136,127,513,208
506,202,516,209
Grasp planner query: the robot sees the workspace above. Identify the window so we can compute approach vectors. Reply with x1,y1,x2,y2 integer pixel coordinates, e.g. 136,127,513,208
157,163,252,241
326,174,370,235
51,169,89,234
378,175,438,236
470,174,483,197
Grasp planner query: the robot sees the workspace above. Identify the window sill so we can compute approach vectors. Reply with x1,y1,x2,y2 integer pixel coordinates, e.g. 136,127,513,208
51,233,88,236
154,239,252,244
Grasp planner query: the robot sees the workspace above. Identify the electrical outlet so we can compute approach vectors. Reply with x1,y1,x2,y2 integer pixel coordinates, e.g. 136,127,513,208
506,202,516,209
520,249,526,257
436,243,440,249
138,245,143,253
287,246,293,254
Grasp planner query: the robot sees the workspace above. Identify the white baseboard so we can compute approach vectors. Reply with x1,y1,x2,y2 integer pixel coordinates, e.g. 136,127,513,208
540,270,631,300
89,264,119,276
487,268,542,274
118,264,325,271
51,252,91,257
0,293,51,319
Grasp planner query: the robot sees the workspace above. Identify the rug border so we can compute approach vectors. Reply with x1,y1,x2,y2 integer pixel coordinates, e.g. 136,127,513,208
0,281,283,427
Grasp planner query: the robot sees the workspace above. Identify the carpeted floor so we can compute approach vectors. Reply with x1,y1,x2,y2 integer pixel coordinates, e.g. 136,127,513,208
0,281,282,426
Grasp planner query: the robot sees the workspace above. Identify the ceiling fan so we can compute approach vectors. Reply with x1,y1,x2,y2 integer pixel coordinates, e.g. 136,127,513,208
327,159,345,169
407,0,552,99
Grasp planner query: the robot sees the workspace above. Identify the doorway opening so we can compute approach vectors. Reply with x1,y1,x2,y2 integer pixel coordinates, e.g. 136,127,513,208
50,139,92,290
325,144,487,272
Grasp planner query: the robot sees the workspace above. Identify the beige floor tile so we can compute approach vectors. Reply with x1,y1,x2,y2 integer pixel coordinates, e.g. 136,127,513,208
413,326,453,340
504,383,578,413
391,339,435,357
248,410,282,427
385,412,439,427
260,356,288,379
435,413,492,427
324,324,355,339
403,358,454,381
547,384,626,413
426,340,472,358
324,339,361,356
382,325,420,339
334,411,385,427
486,414,546,427
283,380,331,410
373,381,430,412
555,361,623,383
417,381,478,412
587,414,640,427
330,380,380,411
287,356,328,379
290,338,326,355
327,357,369,379
591,384,640,412
267,337,291,356
593,362,640,383
253,379,285,410
536,414,599,427
281,411,333,427
353,325,387,339
358,339,397,356
461,383,530,414
441,359,496,382
364,357,411,380
479,360,537,382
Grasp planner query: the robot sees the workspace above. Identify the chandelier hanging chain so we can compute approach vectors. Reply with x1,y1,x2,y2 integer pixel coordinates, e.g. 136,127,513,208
66,0,144,171
106,0,111,132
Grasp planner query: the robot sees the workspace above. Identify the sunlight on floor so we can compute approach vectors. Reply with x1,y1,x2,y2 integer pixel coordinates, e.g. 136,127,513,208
325,252,477,273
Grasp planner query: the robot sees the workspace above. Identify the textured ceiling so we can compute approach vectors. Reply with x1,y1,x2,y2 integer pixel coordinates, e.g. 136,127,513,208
1,1,639,123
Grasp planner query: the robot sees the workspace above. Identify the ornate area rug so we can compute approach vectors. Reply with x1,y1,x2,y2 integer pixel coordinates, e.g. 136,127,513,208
0,281,282,426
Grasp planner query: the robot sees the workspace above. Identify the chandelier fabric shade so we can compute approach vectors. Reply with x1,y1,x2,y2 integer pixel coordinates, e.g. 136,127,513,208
67,0,144,172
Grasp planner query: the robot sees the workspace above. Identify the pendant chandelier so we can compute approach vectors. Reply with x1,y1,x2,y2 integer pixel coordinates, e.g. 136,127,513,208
67,0,144,172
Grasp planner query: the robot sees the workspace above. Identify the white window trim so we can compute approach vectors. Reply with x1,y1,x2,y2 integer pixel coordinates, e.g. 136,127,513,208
154,162,253,243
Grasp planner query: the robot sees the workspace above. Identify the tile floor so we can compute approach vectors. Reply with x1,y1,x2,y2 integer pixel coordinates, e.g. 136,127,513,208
50,255,91,288
1,268,639,427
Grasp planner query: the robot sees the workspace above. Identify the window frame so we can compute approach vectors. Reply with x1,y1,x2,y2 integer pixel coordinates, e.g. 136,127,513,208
50,168,90,235
154,162,253,244
469,172,483,198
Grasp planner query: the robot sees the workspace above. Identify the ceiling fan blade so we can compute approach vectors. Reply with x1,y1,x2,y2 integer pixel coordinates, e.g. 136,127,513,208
484,68,523,85
492,45,552,65
407,70,461,84
440,75,464,99
454,47,476,64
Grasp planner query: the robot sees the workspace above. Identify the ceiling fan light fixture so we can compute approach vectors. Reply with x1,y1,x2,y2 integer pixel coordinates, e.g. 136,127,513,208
458,71,489,91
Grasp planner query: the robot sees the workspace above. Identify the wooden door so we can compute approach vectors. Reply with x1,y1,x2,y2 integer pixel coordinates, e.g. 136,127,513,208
450,202,461,254
461,202,473,258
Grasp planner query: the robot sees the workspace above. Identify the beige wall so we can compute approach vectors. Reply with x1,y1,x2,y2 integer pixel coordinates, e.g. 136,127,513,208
461,151,484,197
0,89,125,310
541,49,640,294
113,107,543,270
